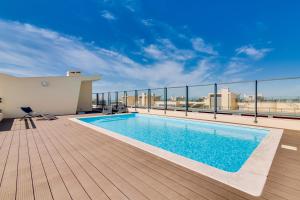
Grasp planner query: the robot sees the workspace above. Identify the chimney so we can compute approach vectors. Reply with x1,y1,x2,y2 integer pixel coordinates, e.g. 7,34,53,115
66,71,81,77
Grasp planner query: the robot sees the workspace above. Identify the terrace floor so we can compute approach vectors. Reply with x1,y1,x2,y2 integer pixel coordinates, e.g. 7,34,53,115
0,115,299,200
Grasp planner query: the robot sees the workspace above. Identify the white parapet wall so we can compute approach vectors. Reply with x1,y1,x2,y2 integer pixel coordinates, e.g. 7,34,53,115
129,108,300,131
0,73,100,118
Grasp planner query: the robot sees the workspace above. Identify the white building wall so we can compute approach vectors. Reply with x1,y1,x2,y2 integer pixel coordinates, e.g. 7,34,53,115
0,73,98,118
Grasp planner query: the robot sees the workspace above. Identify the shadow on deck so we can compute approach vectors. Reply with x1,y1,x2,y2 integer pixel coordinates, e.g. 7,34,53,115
0,118,36,132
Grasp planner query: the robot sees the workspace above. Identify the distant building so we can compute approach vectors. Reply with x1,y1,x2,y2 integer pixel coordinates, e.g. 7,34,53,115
126,93,160,107
206,88,238,110
238,99,300,114
243,93,264,102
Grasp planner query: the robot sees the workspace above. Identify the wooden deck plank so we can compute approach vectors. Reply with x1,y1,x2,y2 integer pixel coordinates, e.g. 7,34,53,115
268,173,300,190
41,124,131,200
38,125,111,200
45,122,170,200
10,119,20,131
31,129,72,200
16,129,34,200
0,130,19,200
0,134,13,181
110,143,258,200
44,122,157,200
27,129,53,200
43,123,155,200
0,133,7,149
33,128,91,200
264,181,300,200
103,145,240,200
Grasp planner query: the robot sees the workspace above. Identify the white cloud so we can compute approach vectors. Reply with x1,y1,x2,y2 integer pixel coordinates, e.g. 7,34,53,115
101,10,116,20
223,57,249,76
116,58,215,88
141,19,153,26
101,0,137,13
0,19,268,92
0,19,217,91
125,5,135,12
191,37,218,55
236,45,272,60
220,45,272,80
143,39,195,61
143,44,167,59
0,20,114,76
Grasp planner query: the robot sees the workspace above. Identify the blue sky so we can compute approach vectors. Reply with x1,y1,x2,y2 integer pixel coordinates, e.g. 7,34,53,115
0,0,300,91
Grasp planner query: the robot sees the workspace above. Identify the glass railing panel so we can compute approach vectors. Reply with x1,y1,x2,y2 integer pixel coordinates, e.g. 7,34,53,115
167,87,186,111
217,81,255,114
258,78,300,117
110,92,117,106
188,84,214,112
150,88,165,110
104,92,110,106
92,93,97,107
126,90,136,108
94,77,300,118
136,90,148,108
98,93,105,108
117,91,125,106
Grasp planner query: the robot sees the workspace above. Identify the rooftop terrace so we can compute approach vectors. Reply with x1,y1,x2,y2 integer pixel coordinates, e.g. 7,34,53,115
0,115,299,200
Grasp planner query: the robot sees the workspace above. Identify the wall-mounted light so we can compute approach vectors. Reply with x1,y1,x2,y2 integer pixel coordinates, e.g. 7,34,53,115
41,81,49,87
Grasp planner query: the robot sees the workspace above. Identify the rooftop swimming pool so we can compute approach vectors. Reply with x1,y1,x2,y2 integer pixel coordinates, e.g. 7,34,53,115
78,113,268,172
73,113,282,196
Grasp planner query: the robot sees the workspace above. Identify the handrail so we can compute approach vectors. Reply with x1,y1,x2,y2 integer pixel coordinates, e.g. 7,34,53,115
92,76,300,120
93,76,300,93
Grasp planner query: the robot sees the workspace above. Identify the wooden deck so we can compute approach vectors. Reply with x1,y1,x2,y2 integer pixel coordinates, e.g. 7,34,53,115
0,115,299,200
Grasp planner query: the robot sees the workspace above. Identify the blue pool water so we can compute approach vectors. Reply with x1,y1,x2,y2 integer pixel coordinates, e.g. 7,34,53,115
79,113,268,172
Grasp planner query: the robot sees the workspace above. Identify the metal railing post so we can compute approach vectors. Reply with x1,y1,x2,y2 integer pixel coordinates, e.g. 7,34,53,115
214,83,217,119
105,92,108,106
124,91,127,107
148,89,151,112
106,92,108,106
106,92,109,106
96,93,99,106
115,91,118,109
110,92,112,106
254,80,258,123
101,93,104,109
134,90,137,111
185,85,189,116
164,87,167,114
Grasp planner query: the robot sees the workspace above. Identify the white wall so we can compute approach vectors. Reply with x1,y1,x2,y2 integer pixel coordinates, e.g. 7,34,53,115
77,81,92,112
0,73,95,118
